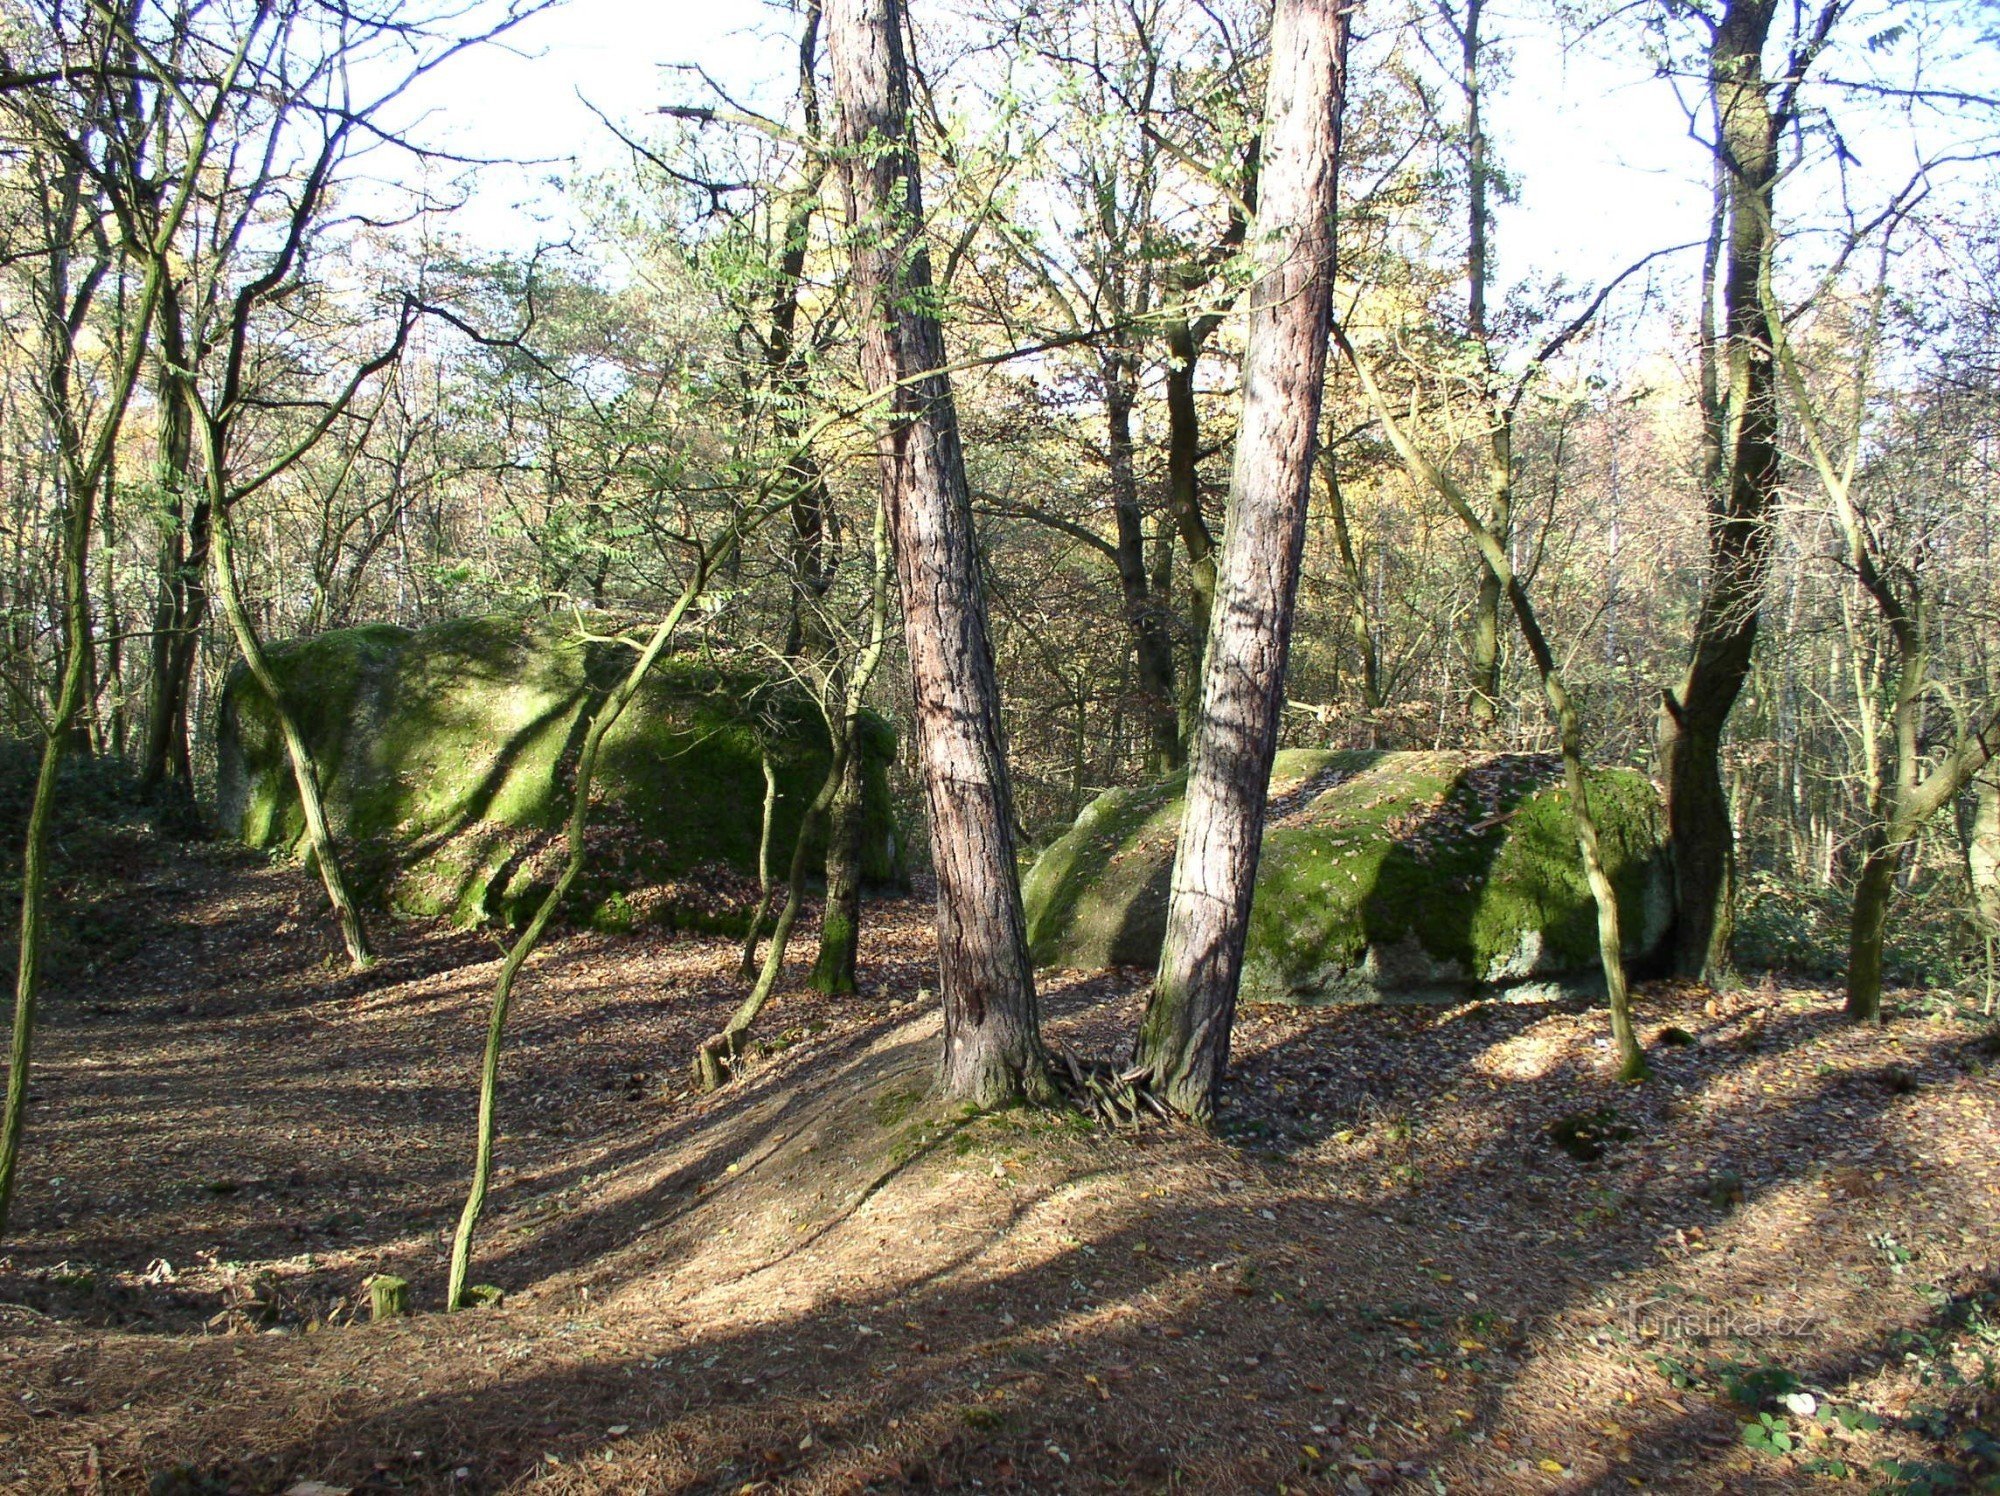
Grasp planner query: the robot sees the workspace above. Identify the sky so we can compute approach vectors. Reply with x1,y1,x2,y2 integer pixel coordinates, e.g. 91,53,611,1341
382,0,1991,329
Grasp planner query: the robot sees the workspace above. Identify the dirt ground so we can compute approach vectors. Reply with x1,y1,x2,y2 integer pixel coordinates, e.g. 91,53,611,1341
1,830,1997,1494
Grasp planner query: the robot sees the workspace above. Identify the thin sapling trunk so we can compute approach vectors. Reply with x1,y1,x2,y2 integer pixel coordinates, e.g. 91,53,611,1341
739,752,781,979
1337,327,1648,1082
446,512,765,1308
209,502,373,970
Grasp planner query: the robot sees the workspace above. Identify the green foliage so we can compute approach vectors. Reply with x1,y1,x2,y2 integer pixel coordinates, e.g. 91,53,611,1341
1737,867,1982,991
1716,1361,1803,1410
1741,1411,1796,1455
1545,1107,1635,1162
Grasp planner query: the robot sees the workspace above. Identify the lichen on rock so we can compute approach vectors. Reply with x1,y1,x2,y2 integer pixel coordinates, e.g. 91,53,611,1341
1021,749,1671,1003
215,615,903,931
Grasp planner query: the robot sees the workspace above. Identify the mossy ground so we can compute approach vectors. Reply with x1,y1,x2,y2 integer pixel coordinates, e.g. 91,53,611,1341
1022,749,1671,1002
215,615,903,931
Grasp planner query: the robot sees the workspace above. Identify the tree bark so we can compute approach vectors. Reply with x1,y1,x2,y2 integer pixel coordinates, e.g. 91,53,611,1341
811,745,868,995
1963,771,1999,1012
138,298,208,809
828,0,1052,1108
1655,0,1781,985
738,751,781,979
1132,0,1346,1122
1162,316,1218,671
210,503,374,970
1106,360,1182,774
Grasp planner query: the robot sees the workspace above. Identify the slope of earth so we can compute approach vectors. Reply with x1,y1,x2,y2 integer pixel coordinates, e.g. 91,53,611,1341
0,837,1996,1494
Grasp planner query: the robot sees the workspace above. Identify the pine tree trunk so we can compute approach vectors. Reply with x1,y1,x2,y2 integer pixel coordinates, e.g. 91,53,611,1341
827,0,1052,1108
1133,0,1346,1122
1656,0,1781,985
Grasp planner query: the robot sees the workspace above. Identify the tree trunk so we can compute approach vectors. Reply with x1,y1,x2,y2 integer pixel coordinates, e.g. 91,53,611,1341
139,324,208,807
811,744,868,995
1846,828,1898,1023
827,0,1052,1108
449,527,742,1308
700,740,848,1090
739,752,781,979
210,505,373,971
1470,565,1503,730
1106,363,1181,774
1655,0,1781,986
1459,0,1507,736
1132,0,1346,1122
0,495,94,1240
1163,316,1217,715
1330,338,1648,1080
1964,771,1999,1013
1323,450,1382,714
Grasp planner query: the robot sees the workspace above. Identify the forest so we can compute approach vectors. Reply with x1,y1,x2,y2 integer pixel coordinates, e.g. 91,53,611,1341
0,0,1996,1489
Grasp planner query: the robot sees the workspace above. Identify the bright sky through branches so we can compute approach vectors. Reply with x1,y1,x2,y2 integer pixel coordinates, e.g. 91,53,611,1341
398,0,1992,327
408,0,1702,284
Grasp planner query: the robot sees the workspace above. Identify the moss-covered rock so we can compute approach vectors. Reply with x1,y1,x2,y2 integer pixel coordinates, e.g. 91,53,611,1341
215,615,903,930
1021,749,1671,1002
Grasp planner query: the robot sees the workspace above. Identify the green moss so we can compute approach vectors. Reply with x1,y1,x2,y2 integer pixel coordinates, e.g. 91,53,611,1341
215,615,905,930
1022,749,1672,1003
810,906,859,994
872,1083,928,1127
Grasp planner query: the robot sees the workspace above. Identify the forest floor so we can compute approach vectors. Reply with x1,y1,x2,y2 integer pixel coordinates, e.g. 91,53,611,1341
1,828,1998,1495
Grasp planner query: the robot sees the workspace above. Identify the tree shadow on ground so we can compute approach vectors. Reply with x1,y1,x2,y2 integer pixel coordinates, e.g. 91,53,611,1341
8,944,1989,1493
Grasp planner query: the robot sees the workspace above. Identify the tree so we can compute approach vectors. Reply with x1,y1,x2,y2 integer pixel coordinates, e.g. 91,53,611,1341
1763,221,2000,1022
699,496,893,1085
826,0,1054,1107
0,0,260,1237
447,505,774,1308
1131,0,1347,1121
1336,331,1650,1080
1653,0,1839,985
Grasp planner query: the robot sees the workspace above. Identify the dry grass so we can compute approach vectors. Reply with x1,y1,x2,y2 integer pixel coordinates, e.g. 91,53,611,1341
1,835,1996,1493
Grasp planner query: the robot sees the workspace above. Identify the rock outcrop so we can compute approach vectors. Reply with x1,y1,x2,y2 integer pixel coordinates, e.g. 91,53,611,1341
1022,749,1670,1002
216,616,901,930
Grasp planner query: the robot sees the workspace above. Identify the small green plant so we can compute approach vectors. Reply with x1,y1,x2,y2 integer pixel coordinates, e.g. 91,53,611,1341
1546,1107,1634,1162
1715,1360,1801,1410
1652,1354,1698,1390
1740,1412,1795,1456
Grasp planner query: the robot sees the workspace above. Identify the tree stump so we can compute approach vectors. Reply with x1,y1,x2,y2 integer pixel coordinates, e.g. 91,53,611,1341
367,1274,409,1321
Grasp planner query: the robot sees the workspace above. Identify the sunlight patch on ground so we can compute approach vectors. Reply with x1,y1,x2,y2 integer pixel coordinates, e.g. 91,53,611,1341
1466,1028,1566,1081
